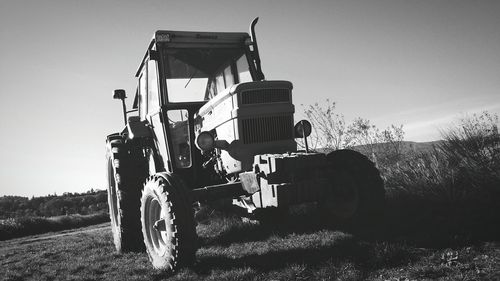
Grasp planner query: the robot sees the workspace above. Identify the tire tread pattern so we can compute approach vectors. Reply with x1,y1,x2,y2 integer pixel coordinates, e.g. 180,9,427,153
141,173,197,272
106,138,147,252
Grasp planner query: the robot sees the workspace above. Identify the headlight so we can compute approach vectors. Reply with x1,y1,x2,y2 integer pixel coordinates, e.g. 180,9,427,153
195,131,215,151
294,120,312,138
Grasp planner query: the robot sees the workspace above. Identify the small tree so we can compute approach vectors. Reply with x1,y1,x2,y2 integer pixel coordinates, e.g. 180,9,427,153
303,100,405,166
346,117,380,160
378,124,405,165
301,99,354,151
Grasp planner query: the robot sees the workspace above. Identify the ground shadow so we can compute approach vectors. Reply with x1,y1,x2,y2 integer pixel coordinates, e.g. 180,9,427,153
198,193,500,250
379,191,500,248
194,232,421,277
198,205,336,247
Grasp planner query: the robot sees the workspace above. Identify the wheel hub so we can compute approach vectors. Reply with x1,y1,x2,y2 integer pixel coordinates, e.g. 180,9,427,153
153,219,167,231
146,197,170,256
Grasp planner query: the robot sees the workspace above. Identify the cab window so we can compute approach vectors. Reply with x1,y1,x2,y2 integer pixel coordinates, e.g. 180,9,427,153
236,55,252,83
209,53,251,98
139,71,147,120
167,109,191,168
147,60,160,114
162,48,252,102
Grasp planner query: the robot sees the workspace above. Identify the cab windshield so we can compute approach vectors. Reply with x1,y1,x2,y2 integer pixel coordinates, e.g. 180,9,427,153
163,48,252,102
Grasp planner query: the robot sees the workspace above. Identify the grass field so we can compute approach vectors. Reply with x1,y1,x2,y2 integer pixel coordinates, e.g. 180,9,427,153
1,207,499,281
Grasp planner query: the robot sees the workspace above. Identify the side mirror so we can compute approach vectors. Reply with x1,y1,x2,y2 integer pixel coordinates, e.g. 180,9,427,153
113,89,126,100
113,89,128,125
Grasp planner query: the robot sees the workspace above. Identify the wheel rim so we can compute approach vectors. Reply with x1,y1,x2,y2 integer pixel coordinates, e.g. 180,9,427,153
326,169,359,219
145,194,170,257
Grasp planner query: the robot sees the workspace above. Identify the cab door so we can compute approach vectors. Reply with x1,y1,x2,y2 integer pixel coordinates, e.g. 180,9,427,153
144,59,170,172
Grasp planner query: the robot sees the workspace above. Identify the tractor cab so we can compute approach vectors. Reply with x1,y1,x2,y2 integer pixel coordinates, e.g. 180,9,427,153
128,29,263,188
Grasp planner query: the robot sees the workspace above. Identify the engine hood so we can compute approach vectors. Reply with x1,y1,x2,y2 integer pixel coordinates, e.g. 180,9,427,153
196,80,293,118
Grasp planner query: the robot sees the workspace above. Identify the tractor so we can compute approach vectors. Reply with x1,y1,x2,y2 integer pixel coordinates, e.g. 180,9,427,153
105,18,384,271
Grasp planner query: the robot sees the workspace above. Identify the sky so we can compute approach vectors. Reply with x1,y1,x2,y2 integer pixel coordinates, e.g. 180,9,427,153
0,0,499,197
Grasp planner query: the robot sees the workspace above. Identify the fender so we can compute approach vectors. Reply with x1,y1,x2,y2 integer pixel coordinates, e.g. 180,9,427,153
126,116,165,174
106,132,122,143
127,116,153,139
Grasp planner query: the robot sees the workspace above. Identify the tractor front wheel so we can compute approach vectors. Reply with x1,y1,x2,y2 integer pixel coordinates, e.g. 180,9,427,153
141,173,197,271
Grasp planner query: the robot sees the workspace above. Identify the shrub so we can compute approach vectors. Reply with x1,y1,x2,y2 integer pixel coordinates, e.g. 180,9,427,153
439,111,500,194
383,111,500,202
0,212,109,240
380,112,500,243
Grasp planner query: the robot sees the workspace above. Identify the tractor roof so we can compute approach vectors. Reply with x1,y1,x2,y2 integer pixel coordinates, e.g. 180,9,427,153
154,30,250,45
135,30,251,77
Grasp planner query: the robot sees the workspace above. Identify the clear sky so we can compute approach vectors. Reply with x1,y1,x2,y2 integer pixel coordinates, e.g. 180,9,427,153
1,0,499,197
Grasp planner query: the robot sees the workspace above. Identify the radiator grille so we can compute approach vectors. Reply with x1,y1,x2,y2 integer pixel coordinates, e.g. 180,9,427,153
241,115,293,144
240,88,291,105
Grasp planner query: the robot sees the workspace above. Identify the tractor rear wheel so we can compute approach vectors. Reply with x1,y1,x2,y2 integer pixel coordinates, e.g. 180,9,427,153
141,173,197,271
106,138,145,252
320,149,385,227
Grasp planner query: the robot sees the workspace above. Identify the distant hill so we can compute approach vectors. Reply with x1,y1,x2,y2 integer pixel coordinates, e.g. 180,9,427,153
314,140,444,155
395,140,444,154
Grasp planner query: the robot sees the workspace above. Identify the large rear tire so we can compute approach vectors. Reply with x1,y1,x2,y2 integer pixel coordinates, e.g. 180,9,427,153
320,149,385,227
141,173,197,271
106,138,146,253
